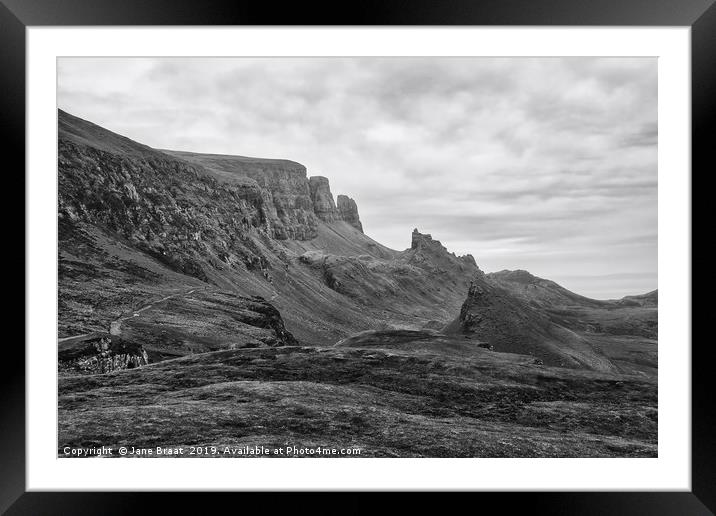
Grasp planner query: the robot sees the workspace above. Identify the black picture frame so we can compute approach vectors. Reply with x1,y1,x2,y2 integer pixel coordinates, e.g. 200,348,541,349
3,0,711,513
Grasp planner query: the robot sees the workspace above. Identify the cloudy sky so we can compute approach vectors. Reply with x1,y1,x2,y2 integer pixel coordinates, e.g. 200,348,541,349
58,57,657,299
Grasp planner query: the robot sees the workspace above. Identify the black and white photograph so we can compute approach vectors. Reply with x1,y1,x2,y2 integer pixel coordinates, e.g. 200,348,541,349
56,56,658,459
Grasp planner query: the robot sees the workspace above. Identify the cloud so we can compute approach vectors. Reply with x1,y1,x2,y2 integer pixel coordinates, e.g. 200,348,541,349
57,57,657,298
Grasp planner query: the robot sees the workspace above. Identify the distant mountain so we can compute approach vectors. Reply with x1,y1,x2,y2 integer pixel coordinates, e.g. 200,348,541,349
619,289,658,308
488,270,658,340
488,269,613,308
488,269,657,308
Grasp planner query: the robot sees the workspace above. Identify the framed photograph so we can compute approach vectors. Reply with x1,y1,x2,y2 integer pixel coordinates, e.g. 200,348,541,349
6,0,711,512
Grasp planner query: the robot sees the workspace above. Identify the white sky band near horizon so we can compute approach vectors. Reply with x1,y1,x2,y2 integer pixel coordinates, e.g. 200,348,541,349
57,57,657,300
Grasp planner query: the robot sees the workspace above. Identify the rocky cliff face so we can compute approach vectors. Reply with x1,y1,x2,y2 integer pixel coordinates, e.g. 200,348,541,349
309,176,339,223
307,176,364,230
58,334,150,375
337,195,363,233
164,150,323,241
249,165,318,241
165,150,365,238
58,111,366,286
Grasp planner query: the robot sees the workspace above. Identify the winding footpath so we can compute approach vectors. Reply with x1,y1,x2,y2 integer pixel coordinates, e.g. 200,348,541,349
59,285,281,342
109,288,200,336
58,287,201,342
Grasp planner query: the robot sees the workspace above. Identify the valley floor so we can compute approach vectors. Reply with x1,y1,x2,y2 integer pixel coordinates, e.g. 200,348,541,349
59,344,657,458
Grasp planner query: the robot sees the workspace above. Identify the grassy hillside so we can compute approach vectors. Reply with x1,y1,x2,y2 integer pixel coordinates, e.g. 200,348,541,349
59,345,656,458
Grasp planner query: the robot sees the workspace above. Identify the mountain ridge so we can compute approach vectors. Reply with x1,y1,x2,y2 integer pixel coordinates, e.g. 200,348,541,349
488,269,658,341
58,109,655,375
488,269,658,307
58,110,478,352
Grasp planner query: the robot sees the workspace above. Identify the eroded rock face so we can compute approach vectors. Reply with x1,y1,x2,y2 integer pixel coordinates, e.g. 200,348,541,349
308,177,366,231
337,195,363,233
244,165,319,240
409,229,478,268
59,335,150,375
309,176,339,223
166,149,368,241
411,228,453,252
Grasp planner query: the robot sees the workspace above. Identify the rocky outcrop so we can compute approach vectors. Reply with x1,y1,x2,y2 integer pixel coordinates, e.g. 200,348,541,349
337,195,363,233
308,176,365,230
449,277,567,365
309,176,339,223
411,228,458,254
241,296,299,347
410,229,477,268
445,276,618,371
59,334,150,375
